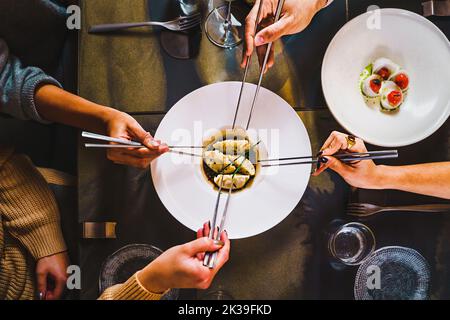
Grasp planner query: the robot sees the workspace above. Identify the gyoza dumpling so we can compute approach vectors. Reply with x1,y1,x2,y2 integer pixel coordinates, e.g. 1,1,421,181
231,156,256,176
203,150,236,174
214,174,250,190
213,140,250,155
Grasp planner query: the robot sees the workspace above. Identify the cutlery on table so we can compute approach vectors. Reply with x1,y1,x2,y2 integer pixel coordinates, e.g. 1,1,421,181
347,203,450,218
89,13,201,33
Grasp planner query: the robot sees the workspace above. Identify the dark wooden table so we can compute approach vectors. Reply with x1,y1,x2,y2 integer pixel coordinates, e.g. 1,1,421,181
78,0,450,300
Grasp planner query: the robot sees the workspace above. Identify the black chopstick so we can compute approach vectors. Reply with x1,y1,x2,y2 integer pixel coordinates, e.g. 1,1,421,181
260,151,398,168
258,150,398,163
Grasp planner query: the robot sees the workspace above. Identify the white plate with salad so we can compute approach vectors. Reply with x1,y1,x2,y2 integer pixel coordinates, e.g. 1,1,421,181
322,9,450,147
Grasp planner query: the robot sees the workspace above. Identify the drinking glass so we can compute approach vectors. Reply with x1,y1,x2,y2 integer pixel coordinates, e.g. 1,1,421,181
328,222,376,266
179,0,200,15
205,0,244,49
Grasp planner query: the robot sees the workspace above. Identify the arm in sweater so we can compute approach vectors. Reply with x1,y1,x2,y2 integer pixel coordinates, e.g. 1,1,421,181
98,273,165,300
0,39,61,123
0,149,66,259
99,234,231,300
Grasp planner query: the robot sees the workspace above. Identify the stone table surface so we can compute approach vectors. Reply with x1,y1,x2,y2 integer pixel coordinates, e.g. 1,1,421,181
78,0,450,299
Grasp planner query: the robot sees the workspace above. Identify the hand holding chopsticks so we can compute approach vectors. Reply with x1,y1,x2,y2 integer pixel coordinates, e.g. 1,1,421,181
311,131,401,189
82,131,204,158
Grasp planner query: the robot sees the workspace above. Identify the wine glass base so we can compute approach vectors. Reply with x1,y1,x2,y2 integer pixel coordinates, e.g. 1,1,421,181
205,4,245,49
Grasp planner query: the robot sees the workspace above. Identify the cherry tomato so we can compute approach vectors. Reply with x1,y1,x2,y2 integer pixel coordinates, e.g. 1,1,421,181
387,90,403,107
394,73,409,90
369,78,382,94
377,67,391,80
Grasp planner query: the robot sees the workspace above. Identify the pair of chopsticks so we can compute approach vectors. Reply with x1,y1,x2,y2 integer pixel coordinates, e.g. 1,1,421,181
258,150,399,167
203,178,232,269
202,141,261,269
232,0,286,130
82,131,204,157
203,0,285,269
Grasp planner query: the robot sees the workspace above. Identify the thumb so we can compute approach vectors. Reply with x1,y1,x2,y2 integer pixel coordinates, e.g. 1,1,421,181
254,18,288,46
185,237,223,255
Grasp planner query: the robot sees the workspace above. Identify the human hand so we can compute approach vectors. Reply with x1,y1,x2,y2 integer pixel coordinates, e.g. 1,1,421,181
241,0,327,71
104,110,169,168
36,252,70,300
138,222,230,293
312,131,385,189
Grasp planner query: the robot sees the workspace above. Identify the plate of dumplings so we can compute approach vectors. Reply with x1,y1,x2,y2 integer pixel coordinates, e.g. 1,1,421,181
151,82,311,239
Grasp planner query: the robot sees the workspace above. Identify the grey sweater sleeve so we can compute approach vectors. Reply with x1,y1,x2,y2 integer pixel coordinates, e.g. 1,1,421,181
0,38,62,124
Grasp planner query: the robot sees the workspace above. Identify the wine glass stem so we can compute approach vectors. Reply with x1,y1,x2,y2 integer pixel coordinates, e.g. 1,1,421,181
225,1,232,25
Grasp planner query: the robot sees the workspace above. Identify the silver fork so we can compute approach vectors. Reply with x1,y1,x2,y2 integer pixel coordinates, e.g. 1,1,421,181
89,13,201,33
347,203,450,218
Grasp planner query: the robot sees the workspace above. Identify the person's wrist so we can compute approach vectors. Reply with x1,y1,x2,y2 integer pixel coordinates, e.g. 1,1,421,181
370,165,391,189
97,107,126,135
98,106,122,125
138,261,171,294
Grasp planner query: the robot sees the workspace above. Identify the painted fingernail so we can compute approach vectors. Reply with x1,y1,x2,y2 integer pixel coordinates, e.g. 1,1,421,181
208,221,211,229
320,157,329,163
255,36,264,45
224,230,228,236
316,161,321,171
150,140,160,147
316,151,323,157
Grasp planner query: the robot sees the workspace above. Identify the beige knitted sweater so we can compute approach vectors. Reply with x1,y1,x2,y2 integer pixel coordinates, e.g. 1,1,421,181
0,147,163,300
0,147,67,300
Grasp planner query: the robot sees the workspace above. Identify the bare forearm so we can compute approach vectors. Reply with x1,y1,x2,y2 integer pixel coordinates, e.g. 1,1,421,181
34,84,119,133
377,163,450,199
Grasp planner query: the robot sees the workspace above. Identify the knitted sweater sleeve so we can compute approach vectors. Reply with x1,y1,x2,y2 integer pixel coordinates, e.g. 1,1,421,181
98,272,165,300
0,38,62,124
0,151,67,260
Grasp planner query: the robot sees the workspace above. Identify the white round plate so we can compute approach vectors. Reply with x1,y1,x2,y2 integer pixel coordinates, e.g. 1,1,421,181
322,9,450,147
151,82,311,239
